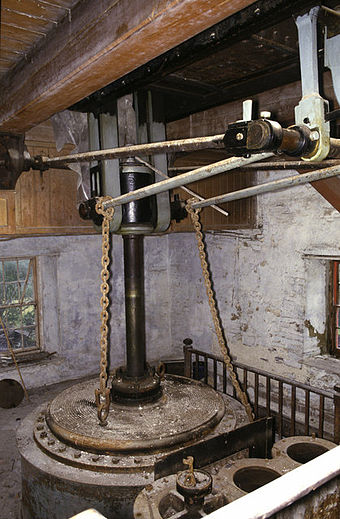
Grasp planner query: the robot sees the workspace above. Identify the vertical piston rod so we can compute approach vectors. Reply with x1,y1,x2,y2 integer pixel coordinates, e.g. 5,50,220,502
123,234,146,379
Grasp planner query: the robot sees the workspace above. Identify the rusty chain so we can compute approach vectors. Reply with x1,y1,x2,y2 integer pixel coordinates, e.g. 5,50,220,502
186,198,254,422
95,196,114,425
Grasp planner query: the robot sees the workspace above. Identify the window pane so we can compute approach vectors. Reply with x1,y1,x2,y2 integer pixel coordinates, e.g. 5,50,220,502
3,307,21,329
4,261,18,282
21,279,34,303
22,305,35,326
0,330,6,351
23,327,36,349
0,328,22,350
0,257,39,355
18,259,30,281
5,283,20,304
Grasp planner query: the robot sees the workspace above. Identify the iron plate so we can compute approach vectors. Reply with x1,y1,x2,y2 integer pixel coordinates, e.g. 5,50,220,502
45,375,226,453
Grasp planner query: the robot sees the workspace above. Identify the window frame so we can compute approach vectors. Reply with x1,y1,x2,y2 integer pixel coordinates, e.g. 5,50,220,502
0,256,40,358
330,260,340,358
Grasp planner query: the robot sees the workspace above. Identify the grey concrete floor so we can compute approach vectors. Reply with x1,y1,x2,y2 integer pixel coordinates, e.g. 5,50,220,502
0,378,84,519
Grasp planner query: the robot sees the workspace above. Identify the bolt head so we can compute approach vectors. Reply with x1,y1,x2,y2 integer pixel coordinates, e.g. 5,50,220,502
236,132,244,141
310,130,319,142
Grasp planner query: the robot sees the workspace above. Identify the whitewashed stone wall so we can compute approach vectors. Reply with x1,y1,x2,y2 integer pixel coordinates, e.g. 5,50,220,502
1,171,339,396
167,169,340,393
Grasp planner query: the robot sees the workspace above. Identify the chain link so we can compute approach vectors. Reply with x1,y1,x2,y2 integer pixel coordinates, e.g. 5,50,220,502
186,198,254,422
95,196,114,425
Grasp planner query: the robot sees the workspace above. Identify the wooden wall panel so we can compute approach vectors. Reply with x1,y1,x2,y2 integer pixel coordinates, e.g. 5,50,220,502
169,150,256,233
0,191,16,234
0,120,95,236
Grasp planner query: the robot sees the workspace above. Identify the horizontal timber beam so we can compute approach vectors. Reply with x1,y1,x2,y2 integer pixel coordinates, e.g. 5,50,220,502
0,0,256,133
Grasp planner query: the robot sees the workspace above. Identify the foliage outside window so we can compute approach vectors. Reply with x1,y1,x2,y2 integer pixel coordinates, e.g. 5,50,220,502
0,258,39,356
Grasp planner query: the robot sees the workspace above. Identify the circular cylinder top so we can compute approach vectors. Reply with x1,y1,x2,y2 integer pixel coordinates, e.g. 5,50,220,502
45,375,226,453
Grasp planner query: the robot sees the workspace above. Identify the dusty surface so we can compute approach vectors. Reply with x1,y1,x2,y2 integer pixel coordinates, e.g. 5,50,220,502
47,376,225,450
0,378,83,519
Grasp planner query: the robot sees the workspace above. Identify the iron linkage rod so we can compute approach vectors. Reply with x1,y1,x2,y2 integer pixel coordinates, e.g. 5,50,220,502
38,134,225,167
135,156,229,218
169,159,340,172
192,164,340,209
101,153,274,210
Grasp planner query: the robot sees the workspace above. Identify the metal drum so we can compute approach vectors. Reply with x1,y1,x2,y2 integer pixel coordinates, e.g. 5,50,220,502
272,435,337,465
17,375,248,519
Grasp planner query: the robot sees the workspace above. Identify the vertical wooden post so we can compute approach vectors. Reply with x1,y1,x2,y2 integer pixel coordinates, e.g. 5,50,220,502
183,338,193,378
334,385,340,444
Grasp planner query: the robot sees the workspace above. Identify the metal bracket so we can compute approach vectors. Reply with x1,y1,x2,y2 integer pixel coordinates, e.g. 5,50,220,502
325,30,340,105
294,7,330,161
88,112,122,231
0,134,31,189
136,91,171,233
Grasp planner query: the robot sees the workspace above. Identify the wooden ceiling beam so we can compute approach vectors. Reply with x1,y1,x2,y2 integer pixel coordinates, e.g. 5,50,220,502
0,0,256,133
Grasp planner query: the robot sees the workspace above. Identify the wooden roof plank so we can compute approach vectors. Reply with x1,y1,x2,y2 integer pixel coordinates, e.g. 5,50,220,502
3,0,68,20
0,0,257,133
1,24,42,44
2,8,54,32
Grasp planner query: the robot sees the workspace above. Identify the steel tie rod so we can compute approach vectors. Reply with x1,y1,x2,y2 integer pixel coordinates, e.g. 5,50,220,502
134,156,229,218
38,134,226,167
192,164,340,209
101,153,274,210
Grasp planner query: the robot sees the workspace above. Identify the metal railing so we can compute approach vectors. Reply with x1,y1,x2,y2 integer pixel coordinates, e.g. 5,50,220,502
184,345,340,443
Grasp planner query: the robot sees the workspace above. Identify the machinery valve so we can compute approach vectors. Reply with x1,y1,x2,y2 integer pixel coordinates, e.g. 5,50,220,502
176,456,213,510
223,118,318,158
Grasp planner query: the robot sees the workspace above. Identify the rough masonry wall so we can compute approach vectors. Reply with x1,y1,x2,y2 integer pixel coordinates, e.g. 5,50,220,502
1,170,339,395
167,169,340,393
0,233,172,389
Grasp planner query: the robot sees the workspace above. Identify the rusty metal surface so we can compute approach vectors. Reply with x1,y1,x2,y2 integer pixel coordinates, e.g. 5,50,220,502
19,390,247,480
38,135,224,167
17,382,248,519
184,345,337,442
272,436,337,466
134,472,227,519
45,375,226,453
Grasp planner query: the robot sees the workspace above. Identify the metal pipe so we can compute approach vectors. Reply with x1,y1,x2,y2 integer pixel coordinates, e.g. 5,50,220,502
101,153,274,210
206,445,340,519
134,156,229,218
192,164,340,209
123,235,146,378
38,134,225,167
329,138,340,158
169,160,340,172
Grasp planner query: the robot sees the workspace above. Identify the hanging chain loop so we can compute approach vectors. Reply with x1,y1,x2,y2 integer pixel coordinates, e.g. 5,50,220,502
186,198,254,422
95,196,114,425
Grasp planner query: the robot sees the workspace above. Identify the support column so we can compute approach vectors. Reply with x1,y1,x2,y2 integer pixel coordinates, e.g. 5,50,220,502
124,234,146,378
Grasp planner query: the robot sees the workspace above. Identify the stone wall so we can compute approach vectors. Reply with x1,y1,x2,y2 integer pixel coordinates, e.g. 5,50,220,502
1,172,339,395
0,233,173,388
167,169,340,392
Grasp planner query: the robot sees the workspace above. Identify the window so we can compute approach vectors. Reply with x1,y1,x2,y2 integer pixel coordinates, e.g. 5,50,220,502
0,258,40,357
331,261,340,357
169,150,256,232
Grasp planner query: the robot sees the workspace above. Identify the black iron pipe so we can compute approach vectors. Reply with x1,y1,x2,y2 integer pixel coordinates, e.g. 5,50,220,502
123,234,146,378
